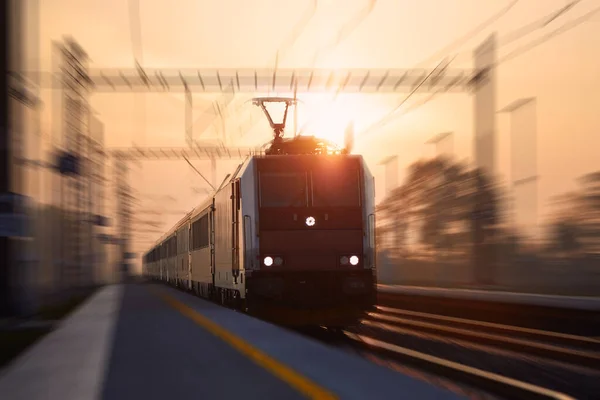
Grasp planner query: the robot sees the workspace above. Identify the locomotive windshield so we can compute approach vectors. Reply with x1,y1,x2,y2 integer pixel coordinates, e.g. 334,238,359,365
312,168,361,207
259,172,308,207
259,165,361,208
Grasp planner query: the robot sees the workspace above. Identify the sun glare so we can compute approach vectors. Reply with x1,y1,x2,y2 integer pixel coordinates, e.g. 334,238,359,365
295,95,389,149
296,96,355,146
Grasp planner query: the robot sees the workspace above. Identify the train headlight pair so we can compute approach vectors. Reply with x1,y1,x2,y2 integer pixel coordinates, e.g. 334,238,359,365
340,255,359,266
263,256,283,267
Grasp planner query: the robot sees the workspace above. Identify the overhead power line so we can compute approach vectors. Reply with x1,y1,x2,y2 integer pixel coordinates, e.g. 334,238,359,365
297,0,379,136
417,0,521,68
311,0,378,66
357,0,523,140
359,57,454,136
359,0,595,139
396,1,594,124
240,0,379,138
497,4,600,65
273,0,319,70
195,0,319,142
182,156,216,192
452,0,584,62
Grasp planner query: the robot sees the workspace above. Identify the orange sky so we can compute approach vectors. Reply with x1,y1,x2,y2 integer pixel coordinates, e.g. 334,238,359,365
20,0,600,265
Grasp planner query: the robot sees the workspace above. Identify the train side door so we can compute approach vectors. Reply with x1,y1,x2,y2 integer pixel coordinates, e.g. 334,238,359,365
210,199,216,288
231,180,241,283
187,222,192,288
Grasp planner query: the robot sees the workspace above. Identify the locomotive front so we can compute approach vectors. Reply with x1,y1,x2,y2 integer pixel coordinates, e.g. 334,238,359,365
246,154,377,328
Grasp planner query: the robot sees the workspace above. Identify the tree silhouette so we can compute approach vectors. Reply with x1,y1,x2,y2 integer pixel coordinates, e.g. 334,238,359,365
378,156,501,261
547,171,600,256
550,219,583,254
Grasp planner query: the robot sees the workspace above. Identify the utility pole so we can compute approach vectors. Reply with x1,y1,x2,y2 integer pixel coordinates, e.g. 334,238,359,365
425,132,455,286
1,0,40,317
472,33,498,287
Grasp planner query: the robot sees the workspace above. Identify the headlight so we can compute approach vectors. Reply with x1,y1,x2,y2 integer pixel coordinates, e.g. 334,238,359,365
340,255,360,266
263,256,283,267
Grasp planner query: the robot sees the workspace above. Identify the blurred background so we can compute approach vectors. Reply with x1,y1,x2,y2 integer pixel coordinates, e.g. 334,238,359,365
2,0,599,318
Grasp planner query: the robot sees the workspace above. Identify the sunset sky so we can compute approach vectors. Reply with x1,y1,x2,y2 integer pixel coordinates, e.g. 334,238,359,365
21,0,600,266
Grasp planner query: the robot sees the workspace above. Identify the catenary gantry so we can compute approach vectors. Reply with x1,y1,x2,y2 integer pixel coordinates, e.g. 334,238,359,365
24,66,484,94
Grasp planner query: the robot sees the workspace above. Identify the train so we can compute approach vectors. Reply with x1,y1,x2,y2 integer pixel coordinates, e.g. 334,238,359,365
142,97,377,328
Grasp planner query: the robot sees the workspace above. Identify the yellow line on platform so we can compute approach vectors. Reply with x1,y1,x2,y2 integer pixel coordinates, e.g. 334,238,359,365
152,287,338,400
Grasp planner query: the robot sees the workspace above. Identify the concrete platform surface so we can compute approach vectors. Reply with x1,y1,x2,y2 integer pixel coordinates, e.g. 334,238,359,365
0,283,463,400
378,284,600,311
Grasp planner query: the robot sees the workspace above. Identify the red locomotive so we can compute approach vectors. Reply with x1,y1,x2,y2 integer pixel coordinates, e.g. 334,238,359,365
144,97,376,328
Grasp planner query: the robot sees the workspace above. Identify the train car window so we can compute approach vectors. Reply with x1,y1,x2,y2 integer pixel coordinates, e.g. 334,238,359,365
198,214,209,248
191,215,209,249
259,172,307,208
192,219,199,250
312,168,361,207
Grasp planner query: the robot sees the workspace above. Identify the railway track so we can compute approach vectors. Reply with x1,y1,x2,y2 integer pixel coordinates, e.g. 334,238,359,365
368,306,600,368
330,306,600,399
165,281,597,398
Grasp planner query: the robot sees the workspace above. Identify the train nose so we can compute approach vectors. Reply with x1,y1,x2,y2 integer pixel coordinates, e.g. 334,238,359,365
253,277,285,298
342,277,368,294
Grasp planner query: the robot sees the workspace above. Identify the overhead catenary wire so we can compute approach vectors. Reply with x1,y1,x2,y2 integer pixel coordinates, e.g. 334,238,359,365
297,0,379,136
237,0,379,140
358,0,524,139
183,156,216,192
359,0,596,139
358,57,455,136
432,3,599,111
272,0,319,71
201,0,320,141
417,0,521,68
353,0,523,140
310,0,378,67
497,3,600,65
451,0,584,62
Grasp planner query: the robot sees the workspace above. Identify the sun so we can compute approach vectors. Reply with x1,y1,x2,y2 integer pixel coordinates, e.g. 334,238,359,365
295,96,358,147
280,94,391,152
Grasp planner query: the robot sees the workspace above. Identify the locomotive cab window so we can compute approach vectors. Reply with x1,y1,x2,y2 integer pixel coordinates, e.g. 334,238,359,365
312,168,361,207
259,172,308,208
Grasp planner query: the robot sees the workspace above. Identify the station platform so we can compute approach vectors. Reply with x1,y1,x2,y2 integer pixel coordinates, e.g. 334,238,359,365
0,283,462,400
378,284,600,311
